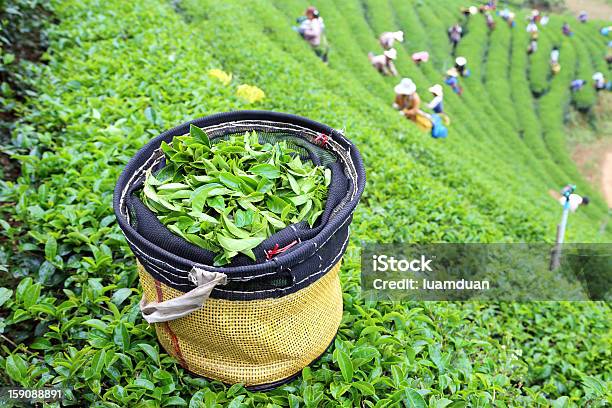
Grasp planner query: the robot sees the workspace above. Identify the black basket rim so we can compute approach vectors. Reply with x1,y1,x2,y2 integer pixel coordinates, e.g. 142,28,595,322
113,110,366,279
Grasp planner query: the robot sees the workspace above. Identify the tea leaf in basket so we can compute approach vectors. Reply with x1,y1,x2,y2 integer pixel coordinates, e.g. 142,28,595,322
139,127,330,265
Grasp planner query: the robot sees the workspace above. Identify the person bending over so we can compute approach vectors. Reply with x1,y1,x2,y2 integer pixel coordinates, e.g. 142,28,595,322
379,31,404,50
393,78,421,121
368,48,398,76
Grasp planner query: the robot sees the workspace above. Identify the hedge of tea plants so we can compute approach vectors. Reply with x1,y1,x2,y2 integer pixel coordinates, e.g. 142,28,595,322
0,0,610,406
0,0,53,172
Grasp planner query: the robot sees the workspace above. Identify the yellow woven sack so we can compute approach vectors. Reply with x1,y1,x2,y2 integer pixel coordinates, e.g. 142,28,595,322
415,112,433,131
138,261,342,386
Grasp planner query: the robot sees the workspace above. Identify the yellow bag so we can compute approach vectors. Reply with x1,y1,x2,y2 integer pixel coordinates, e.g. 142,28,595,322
415,112,433,131
138,261,343,387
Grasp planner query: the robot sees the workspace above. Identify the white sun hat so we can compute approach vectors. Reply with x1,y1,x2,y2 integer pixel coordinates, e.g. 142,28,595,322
469,6,478,15
394,78,417,95
384,48,398,60
394,31,404,42
446,67,459,77
455,56,467,66
593,72,604,81
428,84,443,96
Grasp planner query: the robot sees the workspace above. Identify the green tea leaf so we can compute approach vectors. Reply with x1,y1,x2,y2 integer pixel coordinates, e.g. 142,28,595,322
219,171,243,190
6,354,27,382
335,350,353,382
91,349,106,376
158,183,189,190
111,288,132,306
250,163,280,179
217,235,265,252
113,322,130,351
0,288,13,307
266,195,289,214
234,209,254,227
287,173,301,194
352,381,375,395
83,319,108,331
137,343,160,365
189,124,210,147
222,214,251,238
45,236,57,261
403,389,426,408
133,378,155,391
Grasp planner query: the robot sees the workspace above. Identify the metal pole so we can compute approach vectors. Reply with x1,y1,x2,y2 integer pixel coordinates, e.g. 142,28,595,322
550,200,570,271
558,205,569,245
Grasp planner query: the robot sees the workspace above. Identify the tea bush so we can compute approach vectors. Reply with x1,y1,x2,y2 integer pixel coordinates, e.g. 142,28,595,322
0,0,610,406
0,0,53,181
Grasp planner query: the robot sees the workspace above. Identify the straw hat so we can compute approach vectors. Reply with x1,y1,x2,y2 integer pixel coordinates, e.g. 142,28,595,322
455,56,467,66
384,48,398,60
469,6,478,15
593,72,604,81
394,31,404,42
394,78,417,95
446,67,459,77
428,84,443,96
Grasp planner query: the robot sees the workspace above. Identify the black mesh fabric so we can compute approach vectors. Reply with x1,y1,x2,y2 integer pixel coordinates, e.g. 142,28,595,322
113,111,366,300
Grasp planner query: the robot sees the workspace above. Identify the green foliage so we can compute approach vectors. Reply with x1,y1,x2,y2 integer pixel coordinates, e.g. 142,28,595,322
0,0,52,143
0,0,610,406
140,128,330,265
529,27,553,96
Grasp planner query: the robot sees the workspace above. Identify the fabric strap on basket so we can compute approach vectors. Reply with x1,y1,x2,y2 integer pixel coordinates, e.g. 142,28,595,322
140,268,227,323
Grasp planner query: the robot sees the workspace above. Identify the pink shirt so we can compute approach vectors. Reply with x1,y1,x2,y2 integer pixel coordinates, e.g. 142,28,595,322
302,18,325,46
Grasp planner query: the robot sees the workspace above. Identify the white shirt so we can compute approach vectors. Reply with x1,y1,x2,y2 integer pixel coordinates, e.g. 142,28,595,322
379,32,396,49
369,54,397,76
527,23,538,33
559,194,583,212
550,49,559,63
449,26,462,41
427,95,443,109
369,54,387,67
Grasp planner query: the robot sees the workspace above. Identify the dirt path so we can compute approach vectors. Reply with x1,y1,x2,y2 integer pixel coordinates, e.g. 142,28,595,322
602,151,612,207
571,141,612,208
565,0,612,20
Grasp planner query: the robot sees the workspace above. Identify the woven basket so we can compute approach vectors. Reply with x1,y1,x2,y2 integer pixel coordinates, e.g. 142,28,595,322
113,111,365,388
